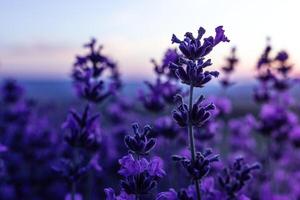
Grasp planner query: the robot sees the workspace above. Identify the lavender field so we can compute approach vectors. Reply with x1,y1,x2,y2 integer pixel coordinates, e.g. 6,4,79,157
1,1,300,200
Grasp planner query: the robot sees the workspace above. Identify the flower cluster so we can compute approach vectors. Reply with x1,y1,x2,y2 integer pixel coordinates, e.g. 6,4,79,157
124,123,156,156
72,38,121,103
218,158,260,199
172,94,215,127
62,105,101,151
254,39,295,104
53,105,102,199
3,24,298,200
105,123,165,199
172,149,219,181
151,48,180,79
170,26,229,87
220,47,238,88
139,49,183,113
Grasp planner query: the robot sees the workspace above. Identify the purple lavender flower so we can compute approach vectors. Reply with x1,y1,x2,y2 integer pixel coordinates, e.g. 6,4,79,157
257,38,272,69
209,96,232,118
195,121,220,141
72,38,121,103
147,156,166,178
229,115,257,152
139,78,183,112
118,154,148,177
62,105,101,151
170,58,219,88
120,172,157,196
253,86,270,103
275,50,289,63
124,123,156,156
172,149,219,181
156,188,178,200
153,116,180,139
257,103,298,141
169,26,228,200
170,26,229,87
218,158,260,199
220,47,238,88
118,156,166,196
289,126,300,148
173,94,215,127
157,178,222,200
138,79,167,112
171,26,229,60
1,79,24,104
104,188,135,200
105,122,165,199
52,158,90,183
152,48,180,79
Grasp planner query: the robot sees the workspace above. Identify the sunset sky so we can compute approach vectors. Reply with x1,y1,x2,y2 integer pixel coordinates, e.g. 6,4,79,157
1,0,300,80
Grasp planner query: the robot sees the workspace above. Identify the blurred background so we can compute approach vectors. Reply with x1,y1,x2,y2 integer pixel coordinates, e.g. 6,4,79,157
0,0,300,100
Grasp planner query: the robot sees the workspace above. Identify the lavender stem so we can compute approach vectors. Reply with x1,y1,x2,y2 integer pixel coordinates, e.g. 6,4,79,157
188,85,201,200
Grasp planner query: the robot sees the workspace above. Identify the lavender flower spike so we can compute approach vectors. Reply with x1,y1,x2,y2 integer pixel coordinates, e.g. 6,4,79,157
124,123,156,156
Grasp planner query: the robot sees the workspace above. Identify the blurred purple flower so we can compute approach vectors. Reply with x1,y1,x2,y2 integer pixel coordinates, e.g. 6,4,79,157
289,126,300,147
104,188,135,200
118,154,148,177
218,158,260,199
62,105,102,151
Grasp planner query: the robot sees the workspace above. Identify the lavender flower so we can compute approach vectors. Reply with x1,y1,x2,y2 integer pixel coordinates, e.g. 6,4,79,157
104,188,135,200
62,105,101,151
72,38,121,103
157,178,222,200
124,123,156,156
118,154,149,177
220,47,238,88
170,26,228,200
172,149,219,181
118,157,165,196
153,116,180,139
257,38,272,69
171,26,229,60
170,58,219,88
170,26,229,87
105,123,165,199
172,94,215,127
138,79,167,112
52,158,90,183
289,126,300,148
152,48,180,79
257,103,297,141
1,79,24,104
218,158,260,199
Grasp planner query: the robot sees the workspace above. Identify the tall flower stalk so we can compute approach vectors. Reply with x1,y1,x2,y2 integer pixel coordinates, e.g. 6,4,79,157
104,123,165,200
63,38,121,200
170,26,229,200
187,85,201,198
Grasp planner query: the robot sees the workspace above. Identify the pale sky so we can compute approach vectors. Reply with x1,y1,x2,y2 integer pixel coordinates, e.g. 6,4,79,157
0,0,300,80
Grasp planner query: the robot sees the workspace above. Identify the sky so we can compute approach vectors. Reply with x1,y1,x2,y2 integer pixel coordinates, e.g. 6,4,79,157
0,0,300,80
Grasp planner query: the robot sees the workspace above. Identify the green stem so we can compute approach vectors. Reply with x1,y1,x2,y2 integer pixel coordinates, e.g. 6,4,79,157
188,85,201,200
